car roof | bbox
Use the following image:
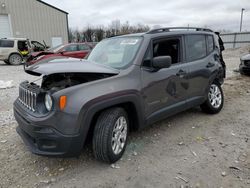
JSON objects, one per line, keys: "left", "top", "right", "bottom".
{"left": 1, "top": 38, "right": 28, "bottom": 40}
{"left": 112, "top": 27, "right": 215, "bottom": 39}
{"left": 64, "top": 42, "right": 92, "bottom": 46}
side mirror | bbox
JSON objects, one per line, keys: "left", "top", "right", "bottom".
{"left": 152, "top": 56, "right": 172, "bottom": 69}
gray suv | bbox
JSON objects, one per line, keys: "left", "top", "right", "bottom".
{"left": 14, "top": 27, "right": 225, "bottom": 163}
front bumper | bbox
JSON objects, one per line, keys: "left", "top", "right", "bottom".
{"left": 239, "top": 65, "right": 250, "bottom": 74}
{"left": 14, "top": 103, "right": 83, "bottom": 157}
{"left": 0, "top": 55, "right": 8, "bottom": 61}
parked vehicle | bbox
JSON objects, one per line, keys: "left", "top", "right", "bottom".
{"left": 0, "top": 38, "right": 48, "bottom": 65}
{"left": 14, "top": 27, "right": 225, "bottom": 163}
{"left": 0, "top": 38, "right": 29, "bottom": 65}
{"left": 26, "top": 43, "right": 93, "bottom": 66}
{"left": 240, "top": 54, "right": 250, "bottom": 75}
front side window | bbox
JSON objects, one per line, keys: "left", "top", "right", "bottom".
{"left": 153, "top": 39, "right": 180, "bottom": 64}
{"left": 18, "top": 41, "right": 28, "bottom": 51}
{"left": 0, "top": 40, "right": 14, "bottom": 48}
{"left": 143, "top": 38, "right": 181, "bottom": 68}
{"left": 87, "top": 37, "right": 142, "bottom": 69}
{"left": 186, "top": 35, "right": 206, "bottom": 62}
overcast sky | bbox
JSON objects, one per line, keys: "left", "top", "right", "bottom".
{"left": 44, "top": 0, "right": 250, "bottom": 32}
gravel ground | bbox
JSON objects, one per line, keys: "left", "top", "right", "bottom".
{"left": 0, "top": 47, "right": 250, "bottom": 188}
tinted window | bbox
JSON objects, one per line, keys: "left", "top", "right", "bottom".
{"left": 0, "top": 40, "right": 14, "bottom": 48}
{"left": 78, "top": 44, "right": 90, "bottom": 50}
{"left": 64, "top": 44, "right": 78, "bottom": 52}
{"left": 207, "top": 35, "right": 214, "bottom": 54}
{"left": 186, "top": 35, "right": 206, "bottom": 62}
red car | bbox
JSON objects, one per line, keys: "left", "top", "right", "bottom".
{"left": 26, "top": 43, "right": 93, "bottom": 66}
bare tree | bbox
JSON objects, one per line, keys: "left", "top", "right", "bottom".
{"left": 94, "top": 27, "right": 105, "bottom": 42}
{"left": 69, "top": 21, "right": 151, "bottom": 42}
{"left": 84, "top": 27, "right": 94, "bottom": 42}
{"left": 68, "top": 28, "right": 75, "bottom": 42}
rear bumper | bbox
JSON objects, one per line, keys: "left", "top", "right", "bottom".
{"left": 14, "top": 105, "right": 83, "bottom": 157}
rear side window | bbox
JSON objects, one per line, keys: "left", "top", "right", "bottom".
{"left": 0, "top": 40, "right": 14, "bottom": 48}
{"left": 186, "top": 35, "right": 206, "bottom": 62}
{"left": 207, "top": 35, "right": 214, "bottom": 54}
{"left": 64, "top": 44, "right": 78, "bottom": 52}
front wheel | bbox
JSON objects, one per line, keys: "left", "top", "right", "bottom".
{"left": 93, "top": 107, "right": 129, "bottom": 163}
{"left": 201, "top": 83, "right": 224, "bottom": 114}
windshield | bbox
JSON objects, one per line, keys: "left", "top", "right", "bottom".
{"left": 87, "top": 37, "right": 142, "bottom": 69}
{"left": 47, "top": 44, "right": 64, "bottom": 52}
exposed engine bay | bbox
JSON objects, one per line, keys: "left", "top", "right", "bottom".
{"left": 41, "top": 73, "right": 115, "bottom": 91}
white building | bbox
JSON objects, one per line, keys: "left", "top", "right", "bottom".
{"left": 0, "top": 0, "right": 69, "bottom": 47}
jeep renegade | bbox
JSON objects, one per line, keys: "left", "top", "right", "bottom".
{"left": 14, "top": 27, "right": 225, "bottom": 163}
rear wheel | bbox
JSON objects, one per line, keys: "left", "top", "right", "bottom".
{"left": 201, "top": 82, "right": 224, "bottom": 114}
{"left": 8, "top": 54, "right": 22, "bottom": 65}
{"left": 93, "top": 107, "right": 128, "bottom": 163}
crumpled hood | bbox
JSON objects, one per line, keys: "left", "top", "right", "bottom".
{"left": 241, "top": 54, "right": 250, "bottom": 61}
{"left": 25, "top": 58, "right": 120, "bottom": 76}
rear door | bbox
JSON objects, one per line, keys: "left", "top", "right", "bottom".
{"left": 141, "top": 36, "right": 190, "bottom": 123}
{"left": 0, "top": 40, "right": 14, "bottom": 59}
{"left": 184, "top": 34, "right": 218, "bottom": 105}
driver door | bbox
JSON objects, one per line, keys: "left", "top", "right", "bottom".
{"left": 141, "top": 36, "right": 190, "bottom": 124}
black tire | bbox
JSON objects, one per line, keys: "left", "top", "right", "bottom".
{"left": 93, "top": 107, "right": 129, "bottom": 163}
{"left": 201, "top": 82, "right": 224, "bottom": 114}
{"left": 4, "top": 60, "right": 10, "bottom": 65}
{"left": 8, "top": 53, "right": 23, "bottom": 65}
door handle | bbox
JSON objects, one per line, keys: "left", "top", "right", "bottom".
{"left": 176, "top": 69, "right": 187, "bottom": 78}
{"left": 206, "top": 62, "right": 215, "bottom": 68}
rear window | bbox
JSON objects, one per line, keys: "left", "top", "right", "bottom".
{"left": 186, "top": 35, "right": 206, "bottom": 62}
{"left": 0, "top": 40, "right": 14, "bottom": 48}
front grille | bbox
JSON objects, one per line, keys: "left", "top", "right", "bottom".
{"left": 18, "top": 82, "right": 39, "bottom": 112}
{"left": 244, "top": 60, "right": 250, "bottom": 67}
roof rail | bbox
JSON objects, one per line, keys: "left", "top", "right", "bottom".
{"left": 147, "top": 27, "right": 213, "bottom": 34}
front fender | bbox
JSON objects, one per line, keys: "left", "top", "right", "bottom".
{"left": 76, "top": 90, "right": 145, "bottom": 148}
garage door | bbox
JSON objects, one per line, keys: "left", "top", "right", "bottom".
{"left": 0, "top": 15, "right": 11, "bottom": 38}
{"left": 51, "top": 37, "right": 63, "bottom": 47}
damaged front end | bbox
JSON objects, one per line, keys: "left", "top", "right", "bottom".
{"left": 19, "top": 60, "right": 119, "bottom": 114}
{"left": 21, "top": 60, "right": 118, "bottom": 114}
{"left": 14, "top": 60, "right": 120, "bottom": 156}
{"left": 18, "top": 72, "right": 115, "bottom": 114}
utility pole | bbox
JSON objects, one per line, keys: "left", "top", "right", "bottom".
{"left": 240, "top": 8, "right": 245, "bottom": 32}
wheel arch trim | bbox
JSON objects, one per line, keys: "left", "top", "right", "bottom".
{"left": 76, "top": 90, "right": 145, "bottom": 148}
